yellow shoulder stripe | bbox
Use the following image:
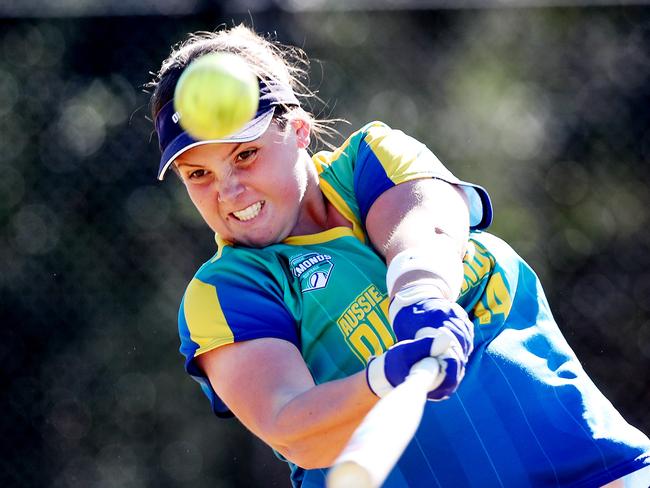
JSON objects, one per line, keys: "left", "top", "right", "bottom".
{"left": 318, "top": 178, "right": 366, "bottom": 242}
{"left": 184, "top": 278, "right": 234, "bottom": 355}
{"left": 311, "top": 121, "right": 386, "bottom": 175}
{"left": 365, "top": 125, "right": 440, "bottom": 185}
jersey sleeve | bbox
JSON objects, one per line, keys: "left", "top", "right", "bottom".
{"left": 177, "top": 253, "right": 298, "bottom": 417}
{"left": 314, "top": 121, "right": 493, "bottom": 230}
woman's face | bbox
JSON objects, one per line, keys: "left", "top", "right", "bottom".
{"left": 174, "top": 118, "right": 314, "bottom": 248}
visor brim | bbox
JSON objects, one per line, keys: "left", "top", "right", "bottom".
{"left": 157, "top": 107, "right": 276, "bottom": 180}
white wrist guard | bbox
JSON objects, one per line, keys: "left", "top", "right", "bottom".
{"left": 385, "top": 247, "right": 463, "bottom": 299}
{"left": 366, "top": 355, "right": 393, "bottom": 397}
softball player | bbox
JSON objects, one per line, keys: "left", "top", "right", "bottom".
{"left": 149, "top": 25, "right": 650, "bottom": 487}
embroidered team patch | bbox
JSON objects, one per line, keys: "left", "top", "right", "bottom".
{"left": 290, "top": 252, "right": 334, "bottom": 292}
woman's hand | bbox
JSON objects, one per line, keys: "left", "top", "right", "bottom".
{"left": 389, "top": 294, "right": 474, "bottom": 400}
{"left": 365, "top": 332, "right": 465, "bottom": 401}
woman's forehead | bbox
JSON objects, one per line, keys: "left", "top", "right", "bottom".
{"left": 174, "top": 143, "right": 238, "bottom": 167}
{"left": 176, "top": 122, "right": 291, "bottom": 165}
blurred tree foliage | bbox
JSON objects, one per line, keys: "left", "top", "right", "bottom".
{"left": 1, "top": 6, "right": 649, "bottom": 487}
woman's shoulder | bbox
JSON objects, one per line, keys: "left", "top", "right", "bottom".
{"left": 311, "top": 121, "right": 394, "bottom": 170}
{"left": 191, "top": 243, "right": 285, "bottom": 287}
{"left": 342, "top": 120, "right": 394, "bottom": 143}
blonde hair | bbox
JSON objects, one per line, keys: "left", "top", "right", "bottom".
{"left": 147, "top": 24, "right": 341, "bottom": 150}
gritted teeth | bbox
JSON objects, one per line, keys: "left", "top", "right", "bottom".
{"left": 232, "top": 201, "right": 264, "bottom": 221}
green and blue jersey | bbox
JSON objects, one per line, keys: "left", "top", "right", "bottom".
{"left": 178, "top": 122, "right": 650, "bottom": 487}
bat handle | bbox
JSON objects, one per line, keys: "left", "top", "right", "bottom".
{"left": 327, "top": 357, "right": 441, "bottom": 488}
{"left": 408, "top": 357, "right": 443, "bottom": 390}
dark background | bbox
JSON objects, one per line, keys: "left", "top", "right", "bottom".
{"left": 2, "top": 2, "right": 649, "bottom": 487}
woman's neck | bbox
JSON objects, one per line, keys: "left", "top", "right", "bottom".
{"left": 290, "top": 162, "right": 352, "bottom": 236}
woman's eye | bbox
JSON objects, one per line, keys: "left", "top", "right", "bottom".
{"left": 236, "top": 148, "right": 257, "bottom": 164}
{"left": 188, "top": 169, "right": 206, "bottom": 179}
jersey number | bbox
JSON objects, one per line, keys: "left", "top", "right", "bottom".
{"left": 473, "top": 271, "right": 511, "bottom": 325}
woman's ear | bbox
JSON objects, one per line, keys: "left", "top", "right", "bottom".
{"left": 291, "top": 116, "right": 311, "bottom": 149}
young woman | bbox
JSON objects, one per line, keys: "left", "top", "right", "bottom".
{"left": 148, "top": 25, "right": 650, "bottom": 487}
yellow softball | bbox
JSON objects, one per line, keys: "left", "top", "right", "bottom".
{"left": 174, "top": 52, "right": 259, "bottom": 140}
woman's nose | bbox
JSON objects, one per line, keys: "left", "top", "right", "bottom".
{"left": 216, "top": 174, "right": 245, "bottom": 203}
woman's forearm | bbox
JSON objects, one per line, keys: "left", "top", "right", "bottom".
{"left": 197, "top": 339, "right": 379, "bottom": 469}
{"left": 269, "top": 371, "right": 378, "bottom": 468}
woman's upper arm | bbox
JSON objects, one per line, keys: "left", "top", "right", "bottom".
{"left": 366, "top": 178, "right": 471, "bottom": 262}
{"left": 196, "top": 337, "right": 315, "bottom": 451}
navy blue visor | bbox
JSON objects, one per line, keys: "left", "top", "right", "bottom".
{"left": 155, "top": 79, "right": 300, "bottom": 180}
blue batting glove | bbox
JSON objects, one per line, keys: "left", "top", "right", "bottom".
{"left": 366, "top": 335, "right": 461, "bottom": 401}
{"left": 387, "top": 289, "right": 474, "bottom": 400}
{"left": 425, "top": 335, "right": 466, "bottom": 401}
{"left": 390, "top": 295, "right": 474, "bottom": 361}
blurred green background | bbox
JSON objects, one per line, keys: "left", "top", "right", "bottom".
{"left": 2, "top": 2, "right": 649, "bottom": 487}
